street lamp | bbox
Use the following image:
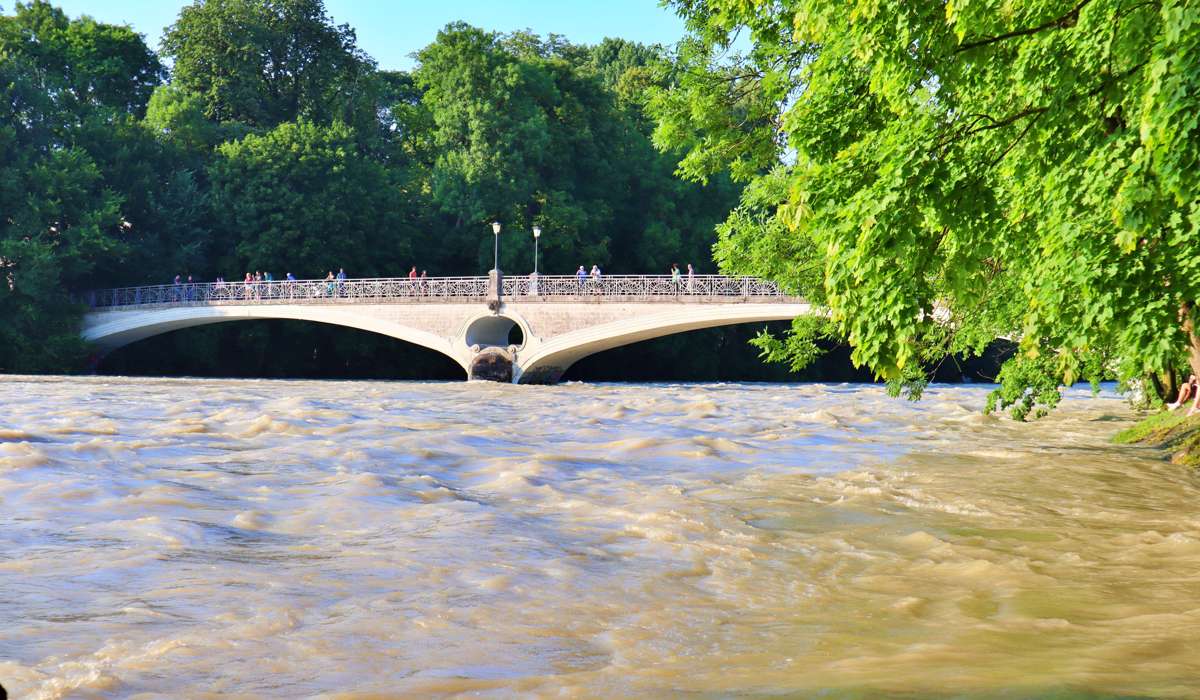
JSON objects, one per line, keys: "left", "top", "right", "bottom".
{"left": 532, "top": 225, "right": 541, "bottom": 275}
{"left": 531, "top": 225, "right": 542, "bottom": 297}
{"left": 491, "top": 221, "right": 501, "bottom": 273}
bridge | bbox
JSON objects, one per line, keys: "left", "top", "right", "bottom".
{"left": 82, "top": 274, "right": 812, "bottom": 383}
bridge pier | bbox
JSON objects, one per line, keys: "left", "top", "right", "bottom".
{"left": 468, "top": 347, "right": 514, "bottom": 383}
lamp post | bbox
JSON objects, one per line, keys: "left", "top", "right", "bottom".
{"left": 490, "top": 221, "right": 502, "bottom": 305}
{"left": 532, "top": 225, "right": 541, "bottom": 275}
{"left": 491, "top": 221, "right": 501, "bottom": 273}
{"left": 531, "top": 225, "right": 541, "bottom": 296}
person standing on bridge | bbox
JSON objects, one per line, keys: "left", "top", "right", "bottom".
{"left": 336, "top": 268, "right": 346, "bottom": 297}
{"left": 420, "top": 269, "right": 428, "bottom": 296}
{"left": 590, "top": 264, "right": 602, "bottom": 295}
{"left": 687, "top": 263, "right": 695, "bottom": 294}
{"left": 325, "top": 271, "right": 335, "bottom": 296}
{"left": 576, "top": 265, "right": 587, "bottom": 294}
{"left": 671, "top": 264, "right": 681, "bottom": 293}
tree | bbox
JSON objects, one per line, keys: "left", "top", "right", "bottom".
{"left": 652, "top": 0, "right": 1200, "bottom": 418}
{"left": 413, "top": 23, "right": 739, "bottom": 275}
{"left": 0, "top": 0, "right": 163, "bottom": 115}
{"left": 0, "top": 2, "right": 166, "bottom": 371}
{"left": 208, "top": 120, "right": 417, "bottom": 277}
{"left": 161, "top": 0, "right": 375, "bottom": 128}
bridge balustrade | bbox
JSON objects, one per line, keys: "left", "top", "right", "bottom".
{"left": 85, "top": 275, "right": 787, "bottom": 309}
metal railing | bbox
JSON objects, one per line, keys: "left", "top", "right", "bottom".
{"left": 85, "top": 275, "right": 789, "bottom": 309}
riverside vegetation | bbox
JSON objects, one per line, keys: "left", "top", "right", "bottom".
{"left": 647, "top": 0, "right": 1199, "bottom": 455}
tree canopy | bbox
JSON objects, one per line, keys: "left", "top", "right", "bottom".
{"left": 652, "top": 0, "right": 1200, "bottom": 417}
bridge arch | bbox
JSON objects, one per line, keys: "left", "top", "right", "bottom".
{"left": 82, "top": 305, "right": 467, "bottom": 373}
{"left": 514, "top": 302, "right": 813, "bottom": 384}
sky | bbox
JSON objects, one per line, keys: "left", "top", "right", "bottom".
{"left": 40, "top": 0, "right": 690, "bottom": 71}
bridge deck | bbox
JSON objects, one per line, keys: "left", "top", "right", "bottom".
{"left": 86, "top": 275, "right": 800, "bottom": 309}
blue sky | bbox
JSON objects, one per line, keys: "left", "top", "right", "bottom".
{"left": 40, "top": 1, "right": 690, "bottom": 71}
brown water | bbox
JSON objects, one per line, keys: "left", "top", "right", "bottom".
{"left": 0, "top": 376, "right": 1197, "bottom": 698}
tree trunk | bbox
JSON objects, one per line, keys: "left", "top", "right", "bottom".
{"left": 1148, "top": 372, "right": 1168, "bottom": 404}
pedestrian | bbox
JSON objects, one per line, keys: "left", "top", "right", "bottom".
{"left": 173, "top": 274, "right": 182, "bottom": 302}
{"left": 420, "top": 269, "right": 428, "bottom": 296}
{"left": 244, "top": 272, "right": 253, "bottom": 300}
{"left": 325, "top": 271, "right": 335, "bottom": 296}
{"left": 686, "top": 263, "right": 695, "bottom": 294}
{"left": 576, "top": 265, "right": 587, "bottom": 291}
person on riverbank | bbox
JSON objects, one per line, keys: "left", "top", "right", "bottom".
{"left": 1167, "top": 375, "right": 1200, "bottom": 415}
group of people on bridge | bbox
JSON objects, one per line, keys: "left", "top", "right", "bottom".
{"left": 153, "top": 261, "right": 706, "bottom": 303}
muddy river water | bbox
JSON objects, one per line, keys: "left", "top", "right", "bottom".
{"left": 1, "top": 376, "right": 1198, "bottom": 698}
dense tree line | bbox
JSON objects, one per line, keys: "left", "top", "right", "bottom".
{"left": 1, "top": 0, "right": 790, "bottom": 379}
{"left": 652, "top": 0, "right": 1199, "bottom": 416}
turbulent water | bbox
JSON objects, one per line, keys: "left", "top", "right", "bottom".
{"left": 1, "top": 376, "right": 1198, "bottom": 698}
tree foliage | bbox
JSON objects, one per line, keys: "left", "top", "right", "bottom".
{"left": 652, "top": 0, "right": 1200, "bottom": 417}
{"left": 210, "top": 120, "right": 418, "bottom": 277}
{"left": 161, "top": 0, "right": 374, "bottom": 128}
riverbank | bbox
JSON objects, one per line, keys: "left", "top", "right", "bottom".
{"left": 1114, "top": 410, "right": 1200, "bottom": 467}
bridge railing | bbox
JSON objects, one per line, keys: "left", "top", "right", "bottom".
{"left": 85, "top": 275, "right": 787, "bottom": 309}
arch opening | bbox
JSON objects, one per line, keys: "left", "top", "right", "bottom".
{"left": 465, "top": 315, "right": 523, "bottom": 349}
{"left": 95, "top": 320, "right": 466, "bottom": 380}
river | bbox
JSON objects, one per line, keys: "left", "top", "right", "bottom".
{"left": 1, "top": 376, "right": 1197, "bottom": 698}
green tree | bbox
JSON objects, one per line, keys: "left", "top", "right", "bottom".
{"left": 413, "top": 23, "right": 738, "bottom": 275}
{"left": 0, "top": 2, "right": 166, "bottom": 371}
{"left": 208, "top": 120, "right": 418, "bottom": 277}
{"left": 652, "top": 0, "right": 1200, "bottom": 417}
{"left": 161, "top": 0, "right": 375, "bottom": 129}
{"left": 0, "top": 0, "right": 163, "bottom": 115}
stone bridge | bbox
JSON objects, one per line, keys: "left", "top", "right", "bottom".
{"left": 82, "top": 275, "right": 813, "bottom": 383}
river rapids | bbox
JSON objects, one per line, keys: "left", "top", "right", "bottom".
{"left": 1, "top": 376, "right": 1197, "bottom": 698}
